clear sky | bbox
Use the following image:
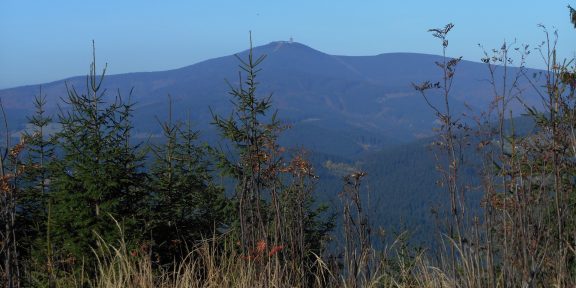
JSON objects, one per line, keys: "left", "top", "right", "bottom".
{"left": 1, "top": 0, "right": 574, "bottom": 89}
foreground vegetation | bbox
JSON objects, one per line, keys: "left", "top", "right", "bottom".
{"left": 1, "top": 10, "right": 576, "bottom": 288}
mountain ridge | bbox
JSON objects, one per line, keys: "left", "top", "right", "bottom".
{"left": 0, "top": 41, "right": 542, "bottom": 158}
{"left": 0, "top": 41, "right": 503, "bottom": 91}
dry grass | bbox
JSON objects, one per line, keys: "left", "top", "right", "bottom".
{"left": 70, "top": 220, "right": 452, "bottom": 288}
{"left": 84, "top": 220, "right": 324, "bottom": 288}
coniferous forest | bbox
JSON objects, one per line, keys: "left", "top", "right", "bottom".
{"left": 1, "top": 8, "right": 576, "bottom": 288}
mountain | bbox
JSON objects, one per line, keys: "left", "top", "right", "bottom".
{"left": 0, "top": 41, "right": 542, "bottom": 158}
{"left": 0, "top": 41, "right": 548, "bottom": 245}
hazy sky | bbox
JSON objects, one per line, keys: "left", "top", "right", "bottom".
{"left": 1, "top": 0, "right": 574, "bottom": 89}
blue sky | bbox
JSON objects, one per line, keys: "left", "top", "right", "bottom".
{"left": 1, "top": 0, "right": 574, "bottom": 89}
